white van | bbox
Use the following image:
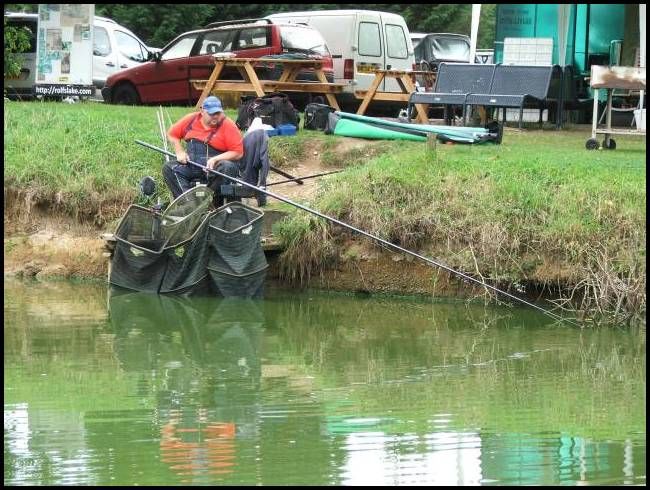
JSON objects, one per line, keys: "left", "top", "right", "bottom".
{"left": 92, "top": 16, "right": 159, "bottom": 89}
{"left": 265, "top": 10, "right": 414, "bottom": 108}
{"left": 4, "top": 12, "right": 155, "bottom": 98}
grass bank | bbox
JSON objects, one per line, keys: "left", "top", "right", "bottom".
{"left": 273, "top": 129, "right": 646, "bottom": 326}
{"left": 3, "top": 100, "right": 323, "bottom": 224}
{"left": 3, "top": 100, "right": 646, "bottom": 325}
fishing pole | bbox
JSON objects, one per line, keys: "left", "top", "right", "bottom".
{"left": 136, "top": 139, "right": 580, "bottom": 327}
{"left": 268, "top": 169, "right": 343, "bottom": 186}
{"left": 269, "top": 164, "right": 304, "bottom": 185}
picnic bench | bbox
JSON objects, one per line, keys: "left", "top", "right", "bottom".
{"left": 191, "top": 56, "right": 345, "bottom": 110}
{"left": 407, "top": 63, "right": 564, "bottom": 128}
{"left": 407, "top": 63, "right": 497, "bottom": 125}
{"left": 354, "top": 69, "right": 436, "bottom": 124}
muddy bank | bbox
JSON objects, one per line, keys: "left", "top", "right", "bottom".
{"left": 3, "top": 210, "right": 541, "bottom": 305}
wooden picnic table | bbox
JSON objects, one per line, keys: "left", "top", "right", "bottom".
{"left": 354, "top": 69, "right": 435, "bottom": 124}
{"left": 192, "top": 56, "right": 344, "bottom": 111}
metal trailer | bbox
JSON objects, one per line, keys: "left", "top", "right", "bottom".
{"left": 586, "top": 65, "right": 646, "bottom": 150}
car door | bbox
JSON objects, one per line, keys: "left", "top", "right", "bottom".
{"left": 190, "top": 28, "right": 236, "bottom": 100}
{"left": 137, "top": 32, "right": 201, "bottom": 104}
{"left": 356, "top": 13, "right": 385, "bottom": 91}
{"left": 230, "top": 26, "right": 275, "bottom": 80}
{"left": 93, "top": 24, "right": 118, "bottom": 88}
{"left": 113, "top": 29, "right": 149, "bottom": 72}
{"left": 382, "top": 21, "right": 411, "bottom": 92}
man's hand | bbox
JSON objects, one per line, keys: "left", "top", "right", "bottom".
{"left": 206, "top": 156, "right": 219, "bottom": 170}
{"left": 176, "top": 150, "right": 188, "bottom": 164}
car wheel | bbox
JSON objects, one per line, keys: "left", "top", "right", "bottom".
{"left": 112, "top": 83, "right": 140, "bottom": 105}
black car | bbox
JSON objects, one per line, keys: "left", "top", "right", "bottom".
{"left": 411, "top": 32, "right": 471, "bottom": 73}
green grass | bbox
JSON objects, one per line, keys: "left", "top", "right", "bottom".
{"left": 4, "top": 100, "right": 196, "bottom": 212}
{"left": 273, "top": 128, "right": 646, "bottom": 324}
{"left": 4, "top": 100, "right": 646, "bottom": 323}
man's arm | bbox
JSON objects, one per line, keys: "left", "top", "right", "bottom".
{"left": 167, "top": 133, "right": 188, "bottom": 164}
{"left": 206, "top": 150, "right": 244, "bottom": 169}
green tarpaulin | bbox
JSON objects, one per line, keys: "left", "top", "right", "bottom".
{"left": 332, "top": 118, "right": 427, "bottom": 141}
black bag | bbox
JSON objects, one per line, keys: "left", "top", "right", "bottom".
{"left": 303, "top": 103, "right": 336, "bottom": 131}
{"left": 236, "top": 92, "right": 300, "bottom": 130}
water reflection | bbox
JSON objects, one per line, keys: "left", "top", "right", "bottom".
{"left": 108, "top": 288, "right": 264, "bottom": 484}
{"left": 4, "top": 280, "right": 646, "bottom": 486}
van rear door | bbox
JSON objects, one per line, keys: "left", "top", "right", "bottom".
{"left": 355, "top": 12, "right": 385, "bottom": 92}
{"left": 300, "top": 14, "right": 354, "bottom": 88}
{"left": 381, "top": 18, "right": 412, "bottom": 92}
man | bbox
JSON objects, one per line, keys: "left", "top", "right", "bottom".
{"left": 163, "top": 96, "right": 244, "bottom": 206}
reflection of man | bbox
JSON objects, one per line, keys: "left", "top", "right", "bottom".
{"left": 108, "top": 291, "right": 264, "bottom": 482}
{"left": 160, "top": 408, "right": 237, "bottom": 480}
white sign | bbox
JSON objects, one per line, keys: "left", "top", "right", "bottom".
{"left": 35, "top": 4, "right": 94, "bottom": 96}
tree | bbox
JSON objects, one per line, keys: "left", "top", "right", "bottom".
{"left": 4, "top": 4, "right": 496, "bottom": 52}
{"left": 95, "top": 4, "right": 218, "bottom": 47}
{"left": 4, "top": 17, "right": 31, "bottom": 79}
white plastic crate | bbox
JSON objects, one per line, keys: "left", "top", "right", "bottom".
{"left": 505, "top": 108, "right": 548, "bottom": 123}
{"left": 503, "top": 37, "right": 553, "bottom": 66}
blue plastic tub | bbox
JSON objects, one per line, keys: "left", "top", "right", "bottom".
{"left": 277, "top": 124, "right": 297, "bottom": 136}
{"left": 265, "top": 128, "right": 279, "bottom": 137}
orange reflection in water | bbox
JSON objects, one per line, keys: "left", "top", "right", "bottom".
{"left": 160, "top": 410, "right": 237, "bottom": 480}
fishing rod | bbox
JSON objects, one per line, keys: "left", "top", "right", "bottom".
{"left": 268, "top": 169, "right": 343, "bottom": 186}
{"left": 136, "top": 139, "right": 580, "bottom": 327}
{"left": 269, "top": 164, "right": 304, "bottom": 185}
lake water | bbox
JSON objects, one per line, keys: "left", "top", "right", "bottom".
{"left": 4, "top": 279, "right": 646, "bottom": 485}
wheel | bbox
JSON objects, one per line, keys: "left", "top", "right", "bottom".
{"left": 602, "top": 138, "right": 616, "bottom": 150}
{"left": 585, "top": 138, "right": 599, "bottom": 150}
{"left": 112, "top": 83, "right": 140, "bottom": 105}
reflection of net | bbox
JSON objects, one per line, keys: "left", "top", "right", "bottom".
{"left": 208, "top": 202, "right": 268, "bottom": 298}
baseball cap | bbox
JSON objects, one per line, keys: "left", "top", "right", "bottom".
{"left": 202, "top": 96, "right": 223, "bottom": 115}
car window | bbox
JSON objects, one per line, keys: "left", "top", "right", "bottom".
{"left": 235, "top": 27, "right": 269, "bottom": 50}
{"left": 115, "top": 30, "right": 148, "bottom": 62}
{"left": 93, "top": 26, "right": 111, "bottom": 56}
{"left": 358, "top": 22, "right": 381, "bottom": 57}
{"left": 385, "top": 24, "right": 408, "bottom": 59}
{"left": 162, "top": 34, "right": 198, "bottom": 60}
{"left": 429, "top": 37, "right": 470, "bottom": 62}
{"left": 280, "top": 25, "right": 329, "bottom": 56}
{"left": 199, "top": 29, "right": 235, "bottom": 55}
{"left": 6, "top": 20, "right": 37, "bottom": 53}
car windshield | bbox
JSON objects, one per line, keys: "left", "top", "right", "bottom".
{"left": 280, "top": 25, "right": 329, "bottom": 56}
{"left": 429, "top": 37, "right": 470, "bottom": 62}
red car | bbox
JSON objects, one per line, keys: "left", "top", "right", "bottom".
{"left": 101, "top": 19, "right": 334, "bottom": 107}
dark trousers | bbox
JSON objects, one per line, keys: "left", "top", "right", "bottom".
{"left": 162, "top": 159, "right": 240, "bottom": 206}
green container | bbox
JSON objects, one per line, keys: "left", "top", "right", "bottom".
{"left": 494, "top": 4, "right": 627, "bottom": 74}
